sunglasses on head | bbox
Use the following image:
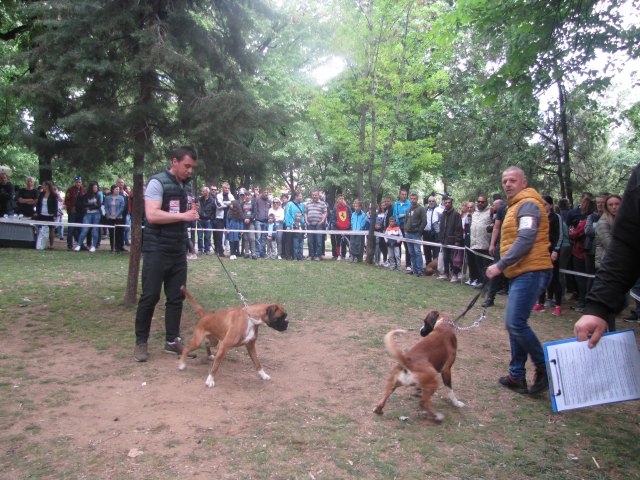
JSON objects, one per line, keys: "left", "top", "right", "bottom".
{"left": 75, "top": 176, "right": 82, "bottom": 180}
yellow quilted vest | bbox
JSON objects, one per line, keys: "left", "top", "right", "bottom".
{"left": 500, "top": 188, "right": 553, "bottom": 278}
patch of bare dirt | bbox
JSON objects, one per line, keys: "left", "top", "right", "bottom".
{"left": 1, "top": 301, "right": 629, "bottom": 478}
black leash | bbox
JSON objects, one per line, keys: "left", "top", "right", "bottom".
{"left": 213, "top": 252, "right": 249, "bottom": 307}
{"left": 450, "top": 279, "right": 491, "bottom": 332}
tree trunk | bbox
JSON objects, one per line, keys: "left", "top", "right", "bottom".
{"left": 124, "top": 71, "right": 153, "bottom": 305}
{"left": 358, "top": 103, "right": 366, "bottom": 203}
{"left": 558, "top": 81, "right": 573, "bottom": 205}
{"left": 38, "top": 153, "right": 52, "bottom": 184}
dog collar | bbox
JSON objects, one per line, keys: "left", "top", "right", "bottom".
{"left": 436, "top": 318, "right": 457, "bottom": 329}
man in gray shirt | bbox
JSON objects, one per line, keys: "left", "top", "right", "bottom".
{"left": 134, "top": 146, "right": 201, "bottom": 363}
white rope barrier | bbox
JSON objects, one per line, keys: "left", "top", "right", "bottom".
{"left": 0, "top": 217, "right": 597, "bottom": 278}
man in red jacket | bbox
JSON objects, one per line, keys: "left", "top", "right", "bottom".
{"left": 330, "top": 194, "right": 352, "bottom": 260}
{"left": 65, "top": 176, "right": 86, "bottom": 251}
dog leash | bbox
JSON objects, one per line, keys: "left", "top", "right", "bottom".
{"left": 450, "top": 280, "right": 490, "bottom": 332}
{"left": 213, "top": 251, "right": 249, "bottom": 307}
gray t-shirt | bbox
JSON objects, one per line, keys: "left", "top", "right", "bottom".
{"left": 145, "top": 178, "right": 183, "bottom": 202}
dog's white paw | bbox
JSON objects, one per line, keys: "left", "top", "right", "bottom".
{"left": 434, "top": 413, "right": 445, "bottom": 423}
{"left": 208, "top": 355, "right": 216, "bottom": 361}
{"left": 258, "top": 369, "right": 271, "bottom": 381}
{"left": 453, "top": 400, "right": 465, "bottom": 408}
{"left": 206, "top": 374, "right": 215, "bottom": 388}
{"left": 178, "top": 362, "right": 186, "bottom": 371}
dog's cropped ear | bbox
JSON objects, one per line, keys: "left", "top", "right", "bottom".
{"left": 420, "top": 310, "right": 439, "bottom": 337}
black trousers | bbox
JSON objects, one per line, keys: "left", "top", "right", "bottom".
{"left": 422, "top": 230, "right": 439, "bottom": 264}
{"left": 332, "top": 233, "right": 349, "bottom": 258}
{"left": 135, "top": 251, "right": 188, "bottom": 344}
{"left": 106, "top": 217, "right": 124, "bottom": 251}
{"left": 474, "top": 249, "right": 491, "bottom": 285}
{"left": 214, "top": 218, "right": 225, "bottom": 254}
{"left": 487, "top": 246, "right": 508, "bottom": 301}
{"left": 283, "top": 230, "right": 293, "bottom": 259}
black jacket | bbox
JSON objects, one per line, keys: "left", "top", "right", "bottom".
{"left": 438, "top": 208, "right": 463, "bottom": 246}
{"left": 0, "top": 181, "right": 16, "bottom": 214}
{"left": 586, "top": 162, "right": 640, "bottom": 319}
{"left": 35, "top": 192, "right": 60, "bottom": 218}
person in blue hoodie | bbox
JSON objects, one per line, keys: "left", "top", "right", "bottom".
{"left": 393, "top": 189, "right": 412, "bottom": 270}
{"left": 350, "top": 199, "right": 367, "bottom": 263}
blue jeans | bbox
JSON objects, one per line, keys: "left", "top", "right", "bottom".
{"left": 198, "top": 219, "right": 212, "bottom": 253}
{"left": 77, "top": 211, "right": 101, "bottom": 247}
{"left": 255, "top": 220, "right": 267, "bottom": 257}
{"left": 293, "top": 237, "right": 304, "bottom": 259}
{"left": 405, "top": 233, "right": 423, "bottom": 274}
{"left": 307, "top": 224, "right": 322, "bottom": 259}
{"left": 67, "top": 212, "right": 83, "bottom": 247}
{"left": 505, "top": 269, "right": 552, "bottom": 379}
{"left": 124, "top": 214, "right": 131, "bottom": 243}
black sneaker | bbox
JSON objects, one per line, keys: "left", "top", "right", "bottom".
{"left": 482, "top": 299, "right": 494, "bottom": 308}
{"left": 570, "top": 302, "right": 586, "bottom": 312}
{"left": 134, "top": 343, "right": 148, "bottom": 362}
{"left": 406, "top": 271, "right": 414, "bottom": 275}
{"left": 623, "top": 312, "right": 640, "bottom": 323}
{"left": 529, "top": 368, "right": 549, "bottom": 395}
{"left": 498, "top": 289, "right": 509, "bottom": 295}
{"left": 498, "top": 375, "right": 528, "bottom": 394}
{"left": 164, "top": 337, "right": 196, "bottom": 358}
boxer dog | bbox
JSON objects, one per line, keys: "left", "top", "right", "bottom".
{"left": 424, "top": 258, "right": 439, "bottom": 276}
{"left": 373, "top": 310, "right": 464, "bottom": 422}
{"left": 178, "top": 286, "right": 288, "bottom": 388}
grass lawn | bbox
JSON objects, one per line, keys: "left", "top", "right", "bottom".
{"left": 1, "top": 243, "right": 639, "bottom": 479}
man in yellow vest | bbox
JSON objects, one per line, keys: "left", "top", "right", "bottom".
{"left": 486, "top": 167, "right": 553, "bottom": 395}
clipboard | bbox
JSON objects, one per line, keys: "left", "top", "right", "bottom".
{"left": 543, "top": 329, "right": 640, "bottom": 412}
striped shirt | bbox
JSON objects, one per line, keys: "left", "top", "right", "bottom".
{"left": 305, "top": 200, "right": 327, "bottom": 225}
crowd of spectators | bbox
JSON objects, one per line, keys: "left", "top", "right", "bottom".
{"left": 2, "top": 170, "right": 637, "bottom": 324}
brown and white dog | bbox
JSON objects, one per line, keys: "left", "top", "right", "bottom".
{"left": 373, "top": 310, "right": 464, "bottom": 422}
{"left": 424, "top": 258, "right": 439, "bottom": 276}
{"left": 178, "top": 286, "right": 288, "bottom": 388}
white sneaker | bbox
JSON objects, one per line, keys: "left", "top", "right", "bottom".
{"left": 73, "top": 245, "right": 81, "bottom": 252}
{"left": 406, "top": 266, "right": 412, "bottom": 271}
{"left": 544, "top": 299, "right": 554, "bottom": 308}
{"left": 382, "top": 262, "right": 390, "bottom": 267}
{"left": 471, "top": 280, "right": 478, "bottom": 287}
{"left": 437, "top": 274, "right": 449, "bottom": 280}
{"left": 89, "top": 246, "right": 96, "bottom": 253}
{"left": 277, "top": 255, "right": 282, "bottom": 260}
{"left": 450, "top": 275, "right": 459, "bottom": 283}
{"left": 336, "top": 256, "right": 342, "bottom": 261}
{"left": 464, "top": 279, "right": 472, "bottom": 285}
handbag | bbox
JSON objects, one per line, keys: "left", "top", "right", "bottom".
{"left": 453, "top": 248, "right": 463, "bottom": 269}
{"left": 36, "top": 226, "right": 49, "bottom": 250}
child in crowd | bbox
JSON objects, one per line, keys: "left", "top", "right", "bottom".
{"left": 386, "top": 215, "right": 403, "bottom": 271}
{"left": 291, "top": 211, "right": 306, "bottom": 260}
{"left": 376, "top": 201, "right": 388, "bottom": 266}
{"left": 349, "top": 200, "right": 367, "bottom": 263}
{"left": 266, "top": 213, "right": 277, "bottom": 259}
{"left": 225, "top": 200, "right": 244, "bottom": 260}
{"left": 374, "top": 220, "right": 384, "bottom": 266}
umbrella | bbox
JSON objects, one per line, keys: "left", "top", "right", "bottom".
{"left": 0, "top": 165, "right": 12, "bottom": 176}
